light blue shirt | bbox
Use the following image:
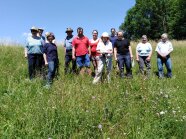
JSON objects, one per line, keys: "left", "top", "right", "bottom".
{"left": 64, "top": 35, "right": 74, "bottom": 50}
{"left": 25, "top": 36, "right": 44, "bottom": 54}
{"left": 136, "top": 42, "right": 152, "bottom": 56}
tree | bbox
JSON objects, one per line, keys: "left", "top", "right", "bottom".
{"left": 120, "top": 0, "right": 186, "bottom": 40}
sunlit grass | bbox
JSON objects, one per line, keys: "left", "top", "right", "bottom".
{"left": 0, "top": 41, "right": 186, "bottom": 138}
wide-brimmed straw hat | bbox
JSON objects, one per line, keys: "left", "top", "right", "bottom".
{"left": 30, "top": 26, "right": 38, "bottom": 32}
{"left": 46, "top": 32, "right": 55, "bottom": 39}
{"left": 38, "top": 28, "right": 44, "bottom": 31}
{"left": 65, "top": 28, "right": 73, "bottom": 33}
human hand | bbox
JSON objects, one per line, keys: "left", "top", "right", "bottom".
{"left": 72, "top": 55, "right": 76, "bottom": 60}
{"left": 146, "top": 57, "right": 151, "bottom": 61}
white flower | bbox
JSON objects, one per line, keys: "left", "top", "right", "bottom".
{"left": 159, "top": 111, "right": 166, "bottom": 115}
{"left": 98, "top": 124, "right": 102, "bottom": 129}
{"left": 183, "top": 116, "right": 186, "bottom": 120}
{"left": 172, "top": 110, "right": 176, "bottom": 114}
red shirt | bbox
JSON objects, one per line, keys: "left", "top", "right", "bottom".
{"left": 72, "top": 36, "right": 89, "bottom": 56}
{"left": 89, "top": 39, "right": 99, "bottom": 56}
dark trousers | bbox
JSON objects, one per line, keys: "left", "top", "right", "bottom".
{"left": 117, "top": 54, "right": 132, "bottom": 77}
{"left": 28, "top": 54, "right": 43, "bottom": 79}
{"left": 65, "top": 54, "right": 76, "bottom": 74}
{"left": 138, "top": 56, "right": 151, "bottom": 76}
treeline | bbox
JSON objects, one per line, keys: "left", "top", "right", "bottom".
{"left": 120, "top": 0, "right": 186, "bottom": 40}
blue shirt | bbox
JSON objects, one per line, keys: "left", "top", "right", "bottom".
{"left": 43, "top": 43, "right": 58, "bottom": 62}
{"left": 64, "top": 35, "right": 74, "bottom": 50}
{"left": 136, "top": 42, "right": 152, "bottom": 56}
{"left": 110, "top": 35, "right": 117, "bottom": 47}
{"left": 26, "top": 36, "right": 44, "bottom": 54}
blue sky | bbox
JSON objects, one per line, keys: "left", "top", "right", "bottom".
{"left": 0, "top": 0, "right": 135, "bottom": 44}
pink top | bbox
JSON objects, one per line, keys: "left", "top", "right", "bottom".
{"left": 89, "top": 39, "right": 99, "bottom": 56}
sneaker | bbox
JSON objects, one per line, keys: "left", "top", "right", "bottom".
{"left": 44, "top": 84, "right": 51, "bottom": 89}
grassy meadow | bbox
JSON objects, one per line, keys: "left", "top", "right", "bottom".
{"left": 0, "top": 41, "right": 186, "bottom": 139}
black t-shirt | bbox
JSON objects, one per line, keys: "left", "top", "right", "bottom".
{"left": 114, "top": 39, "right": 130, "bottom": 55}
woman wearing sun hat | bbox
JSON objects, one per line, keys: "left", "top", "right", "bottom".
{"left": 92, "top": 32, "right": 113, "bottom": 84}
{"left": 43, "top": 32, "right": 59, "bottom": 87}
{"left": 25, "top": 26, "right": 45, "bottom": 80}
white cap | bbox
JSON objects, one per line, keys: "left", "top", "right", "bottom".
{"left": 101, "top": 32, "right": 109, "bottom": 38}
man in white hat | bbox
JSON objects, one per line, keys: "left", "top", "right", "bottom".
{"left": 93, "top": 32, "right": 113, "bottom": 84}
{"left": 25, "top": 26, "right": 45, "bottom": 80}
{"left": 38, "top": 28, "right": 45, "bottom": 41}
{"left": 155, "top": 33, "right": 173, "bottom": 78}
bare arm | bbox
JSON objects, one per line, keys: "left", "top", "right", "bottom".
{"left": 114, "top": 47, "right": 117, "bottom": 60}
{"left": 43, "top": 54, "right": 48, "bottom": 65}
{"left": 72, "top": 47, "right": 76, "bottom": 60}
{"left": 24, "top": 48, "right": 28, "bottom": 58}
{"left": 136, "top": 50, "right": 139, "bottom": 61}
{"left": 129, "top": 46, "right": 133, "bottom": 59}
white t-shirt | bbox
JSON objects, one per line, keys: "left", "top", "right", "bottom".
{"left": 136, "top": 42, "right": 152, "bottom": 56}
{"left": 155, "top": 41, "right": 173, "bottom": 55}
{"left": 96, "top": 41, "right": 112, "bottom": 55}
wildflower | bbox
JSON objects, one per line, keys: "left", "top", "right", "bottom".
{"left": 98, "top": 124, "right": 102, "bottom": 130}
{"left": 159, "top": 111, "right": 166, "bottom": 115}
{"left": 172, "top": 110, "right": 176, "bottom": 114}
{"left": 92, "top": 96, "right": 96, "bottom": 99}
{"left": 182, "top": 116, "right": 186, "bottom": 120}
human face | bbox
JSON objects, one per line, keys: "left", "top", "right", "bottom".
{"left": 102, "top": 37, "right": 108, "bottom": 42}
{"left": 77, "top": 29, "right": 83, "bottom": 36}
{"left": 31, "top": 30, "right": 38, "bottom": 36}
{"left": 161, "top": 37, "right": 167, "bottom": 43}
{"left": 111, "top": 29, "right": 115, "bottom": 35}
{"left": 142, "top": 37, "right": 147, "bottom": 43}
{"left": 47, "top": 36, "right": 54, "bottom": 43}
{"left": 92, "top": 31, "right": 98, "bottom": 39}
{"left": 66, "top": 31, "right": 72, "bottom": 36}
{"left": 38, "top": 30, "right": 43, "bottom": 36}
{"left": 117, "top": 32, "right": 123, "bottom": 40}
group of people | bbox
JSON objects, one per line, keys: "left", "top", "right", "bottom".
{"left": 25, "top": 26, "right": 173, "bottom": 87}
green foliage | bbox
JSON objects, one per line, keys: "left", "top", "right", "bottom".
{"left": 120, "top": 0, "right": 186, "bottom": 40}
{"left": 0, "top": 44, "right": 186, "bottom": 138}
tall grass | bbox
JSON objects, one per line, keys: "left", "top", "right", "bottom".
{"left": 0, "top": 41, "right": 186, "bottom": 138}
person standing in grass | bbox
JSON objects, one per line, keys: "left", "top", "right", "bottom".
{"left": 38, "top": 28, "right": 45, "bottom": 41}
{"left": 110, "top": 28, "right": 117, "bottom": 48}
{"left": 25, "top": 26, "right": 45, "bottom": 80}
{"left": 114, "top": 31, "right": 133, "bottom": 78}
{"left": 89, "top": 30, "right": 100, "bottom": 76}
{"left": 155, "top": 33, "right": 173, "bottom": 78}
{"left": 136, "top": 35, "right": 152, "bottom": 77}
{"left": 43, "top": 32, "right": 59, "bottom": 87}
{"left": 93, "top": 32, "right": 113, "bottom": 84}
{"left": 72, "top": 27, "right": 91, "bottom": 75}
{"left": 64, "top": 28, "right": 76, "bottom": 74}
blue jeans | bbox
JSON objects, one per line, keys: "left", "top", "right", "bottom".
{"left": 47, "top": 59, "right": 58, "bottom": 84}
{"left": 157, "top": 56, "right": 172, "bottom": 78}
{"left": 117, "top": 54, "right": 132, "bottom": 77}
{"left": 76, "top": 54, "right": 90, "bottom": 68}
